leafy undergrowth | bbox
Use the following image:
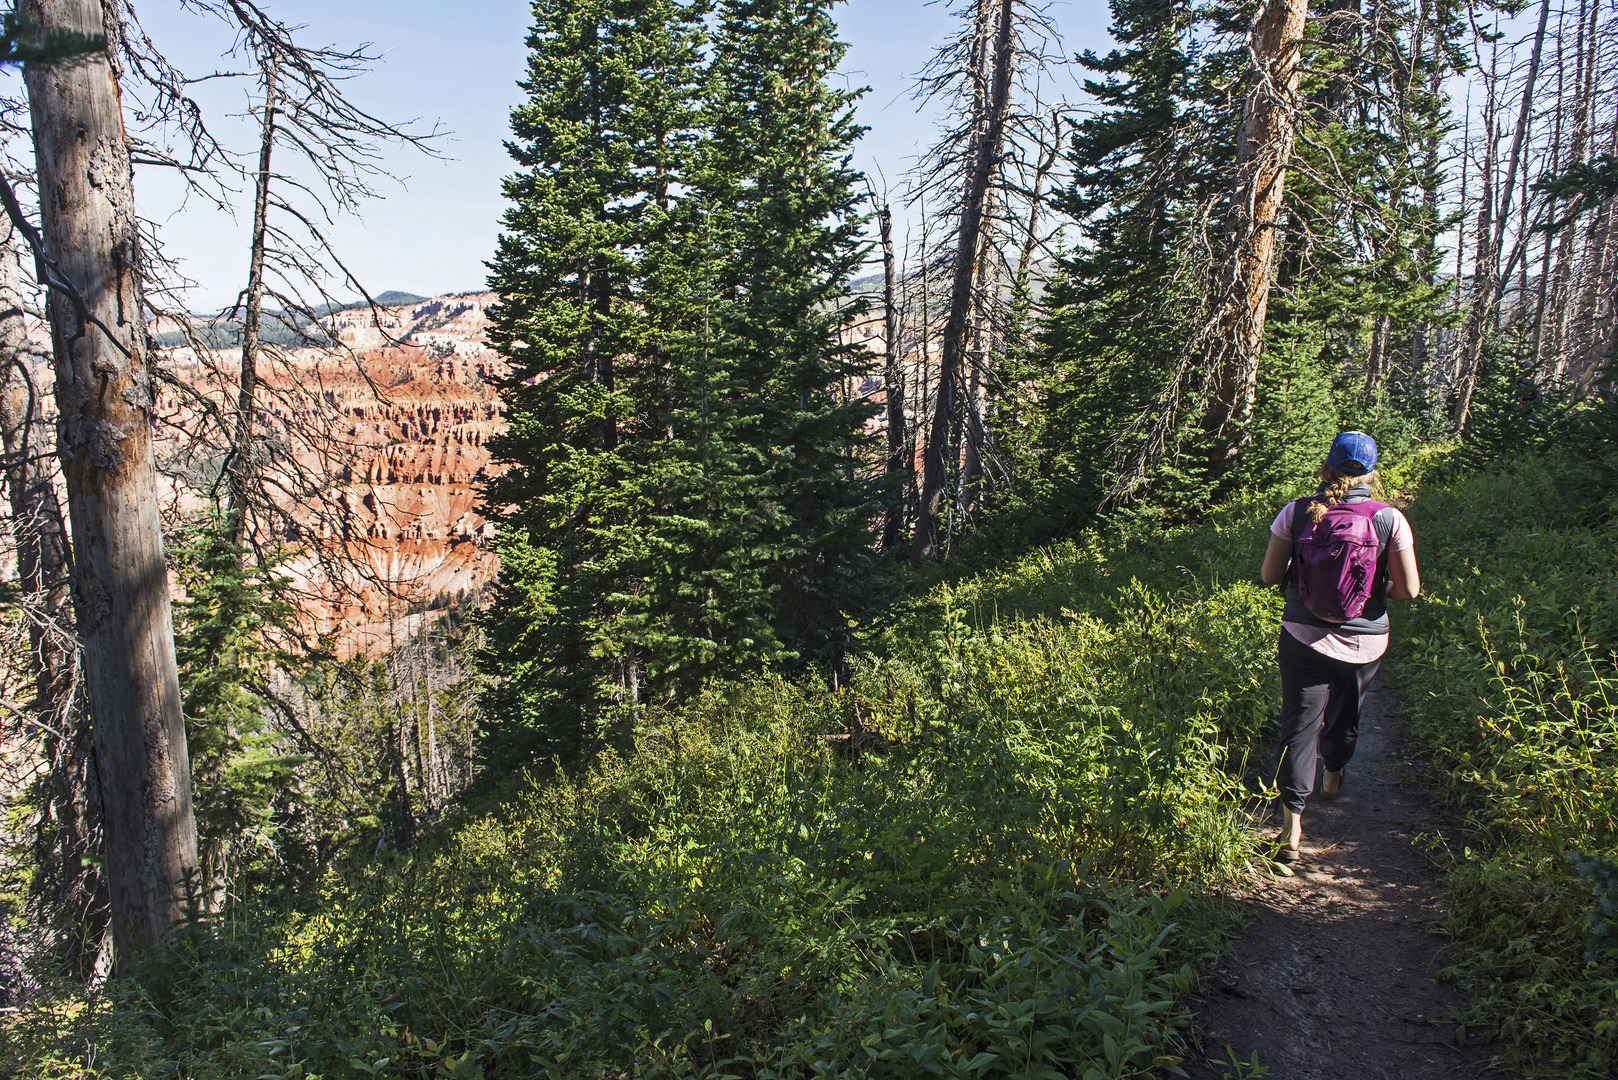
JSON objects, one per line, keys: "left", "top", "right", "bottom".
{"left": 1398, "top": 439, "right": 1618, "bottom": 1078}
{"left": 2, "top": 501, "right": 1290, "bottom": 1078}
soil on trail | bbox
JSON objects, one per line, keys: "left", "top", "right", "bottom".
{"left": 1184, "top": 687, "right": 1504, "bottom": 1080}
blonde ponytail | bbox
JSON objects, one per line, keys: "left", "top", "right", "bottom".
{"left": 1307, "top": 466, "right": 1383, "bottom": 523}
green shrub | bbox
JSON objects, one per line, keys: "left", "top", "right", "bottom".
{"left": 1398, "top": 449, "right": 1618, "bottom": 1077}
{"left": 3, "top": 493, "right": 1302, "bottom": 1078}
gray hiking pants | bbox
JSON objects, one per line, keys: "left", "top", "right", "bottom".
{"left": 1276, "top": 629, "right": 1382, "bottom": 814}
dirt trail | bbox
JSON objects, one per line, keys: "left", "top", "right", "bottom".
{"left": 1184, "top": 687, "right": 1503, "bottom": 1079}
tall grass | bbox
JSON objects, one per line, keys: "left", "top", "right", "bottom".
{"left": 1398, "top": 448, "right": 1618, "bottom": 1077}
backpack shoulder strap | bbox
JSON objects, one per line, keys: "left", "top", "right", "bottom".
{"left": 1289, "top": 498, "right": 1316, "bottom": 545}
{"left": 1370, "top": 504, "right": 1395, "bottom": 547}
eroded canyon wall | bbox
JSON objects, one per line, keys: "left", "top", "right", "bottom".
{"left": 158, "top": 293, "right": 507, "bottom": 655}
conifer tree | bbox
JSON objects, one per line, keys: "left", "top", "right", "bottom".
{"left": 480, "top": 0, "right": 876, "bottom": 761}
{"left": 1037, "top": 0, "right": 1241, "bottom": 519}
{"left": 694, "top": 0, "right": 877, "bottom": 665}
{"left": 171, "top": 509, "right": 302, "bottom": 907}
{"left": 481, "top": 0, "right": 706, "bottom": 758}
{"left": 1262, "top": 0, "right": 1457, "bottom": 423}
{"left": 1196, "top": 0, "right": 1312, "bottom": 477}
{"left": 1041, "top": 0, "right": 1461, "bottom": 511}
{"left": 1223, "top": 0, "right": 1461, "bottom": 489}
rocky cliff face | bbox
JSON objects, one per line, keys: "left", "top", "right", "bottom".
{"left": 157, "top": 293, "right": 507, "bottom": 656}
{"left": 74, "top": 289, "right": 896, "bottom": 659}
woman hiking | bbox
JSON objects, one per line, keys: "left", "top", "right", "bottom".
{"left": 1258, "top": 431, "right": 1421, "bottom": 863}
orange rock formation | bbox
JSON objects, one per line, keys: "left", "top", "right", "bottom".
{"left": 157, "top": 293, "right": 507, "bottom": 656}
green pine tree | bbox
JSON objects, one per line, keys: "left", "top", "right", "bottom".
{"left": 480, "top": 0, "right": 878, "bottom": 764}
{"left": 1035, "top": 0, "right": 1242, "bottom": 524}
{"left": 1251, "top": 0, "right": 1460, "bottom": 482}
{"left": 171, "top": 509, "right": 303, "bottom": 904}
{"left": 480, "top": 0, "right": 708, "bottom": 760}
{"left": 1039, "top": 0, "right": 1460, "bottom": 508}
{"left": 696, "top": 0, "right": 879, "bottom": 667}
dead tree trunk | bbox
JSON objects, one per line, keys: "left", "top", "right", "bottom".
{"left": 1365, "top": 313, "right": 1390, "bottom": 390}
{"left": 227, "top": 53, "right": 278, "bottom": 549}
{"left": 1201, "top": 0, "right": 1309, "bottom": 477}
{"left": 878, "top": 203, "right": 907, "bottom": 552}
{"left": 1451, "top": 0, "right": 1551, "bottom": 431}
{"left": 1570, "top": 191, "right": 1618, "bottom": 394}
{"left": 1530, "top": 9, "right": 1568, "bottom": 371}
{"left": 1588, "top": 256, "right": 1618, "bottom": 394}
{"left": 958, "top": 178, "right": 1001, "bottom": 521}
{"left": 386, "top": 715, "right": 416, "bottom": 849}
{"left": 21, "top": 0, "right": 199, "bottom": 974}
{"left": 1548, "top": 0, "right": 1603, "bottom": 378}
{"left": 911, "top": 0, "right": 1015, "bottom": 564}
{"left": 913, "top": 202, "right": 934, "bottom": 498}
{"left": 1009, "top": 109, "right": 1060, "bottom": 333}
{"left": 0, "top": 216, "right": 105, "bottom": 978}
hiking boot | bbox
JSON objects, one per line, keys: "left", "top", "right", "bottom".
{"left": 1274, "top": 806, "right": 1302, "bottom": 863}
{"left": 1321, "top": 768, "right": 1344, "bottom": 799}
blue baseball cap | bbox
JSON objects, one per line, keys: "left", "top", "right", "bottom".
{"left": 1326, "top": 431, "right": 1378, "bottom": 473}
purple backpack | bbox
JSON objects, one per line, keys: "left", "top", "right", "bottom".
{"left": 1291, "top": 499, "right": 1390, "bottom": 623}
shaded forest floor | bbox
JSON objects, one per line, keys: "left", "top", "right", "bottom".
{"left": 1184, "top": 683, "right": 1504, "bottom": 1079}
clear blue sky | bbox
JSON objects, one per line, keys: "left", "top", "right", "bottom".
{"left": 128, "top": 1, "right": 1115, "bottom": 309}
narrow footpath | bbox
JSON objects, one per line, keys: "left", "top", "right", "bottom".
{"left": 1184, "top": 687, "right": 1504, "bottom": 1079}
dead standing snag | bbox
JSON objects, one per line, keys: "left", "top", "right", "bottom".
{"left": 20, "top": 0, "right": 199, "bottom": 972}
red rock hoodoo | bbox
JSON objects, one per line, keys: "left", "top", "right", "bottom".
{"left": 157, "top": 293, "right": 507, "bottom": 656}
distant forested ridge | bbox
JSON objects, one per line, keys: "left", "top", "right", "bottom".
{"left": 150, "top": 290, "right": 432, "bottom": 348}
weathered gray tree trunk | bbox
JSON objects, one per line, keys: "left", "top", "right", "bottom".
{"left": 911, "top": 0, "right": 1015, "bottom": 564}
{"left": 1570, "top": 192, "right": 1618, "bottom": 395}
{"left": 227, "top": 54, "right": 279, "bottom": 549}
{"left": 913, "top": 203, "right": 934, "bottom": 508}
{"left": 0, "top": 217, "right": 106, "bottom": 978}
{"left": 21, "top": 0, "right": 199, "bottom": 974}
{"left": 1588, "top": 256, "right": 1618, "bottom": 395}
{"left": 1530, "top": 7, "right": 1568, "bottom": 371}
{"left": 957, "top": 178, "right": 1000, "bottom": 521}
{"left": 1450, "top": 0, "right": 1551, "bottom": 431}
{"left": 1548, "top": 0, "right": 1603, "bottom": 379}
{"left": 877, "top": 203, "right": 908, "bottom": 552}
{"left": 1365, "top": 314, "right": 1390, "bottom": 391}
{"left": 1201, "top": 0, "right": 1308, "bottom": 477}
{"left": 1008, "top": 110, "right": 1059, "bottom": 334}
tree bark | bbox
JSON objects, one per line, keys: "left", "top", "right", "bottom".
{"left": 1009, "top": 109, "right": 1059, "bottom": 330}
{"left": 1202, "top": 0, "right": 1309, "bottom": 477}
{"left": 914, "top": 203, "right": 933, "bottom": 505}
{"left": 877, "top": 203, "right": 907, "bottom": 552}
{"left": 1549, "top": 0, "right": 1602, "bottom": 378}
{"left": 1451, "top": 0, "right": 1551, "bottom": 431}
{"left": 387, "top": 714, "right": 416, "bottom": 848}
{"left": 958, "top": 178, "right": 1000, "bottom": 520}
{"left": 0, "top": 217, "right": 106, "bottom": 978}
{"left": 1530, "top": 6, "right": 1568, "bottom": 370}
{"left": 227, "top": 53, "right": 278, "bottom": 549}
{"left": 21, "top": 0, "right": 199, "bottom": 974}
{"left": 1570, "top": 193, "right": 1618, "bottom": 395}
{"left": 1365, "top": 313, "right": 1390, "bottom": 391}
{"left": 911, "top": 0, "right": 1015, "bottom": 564}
